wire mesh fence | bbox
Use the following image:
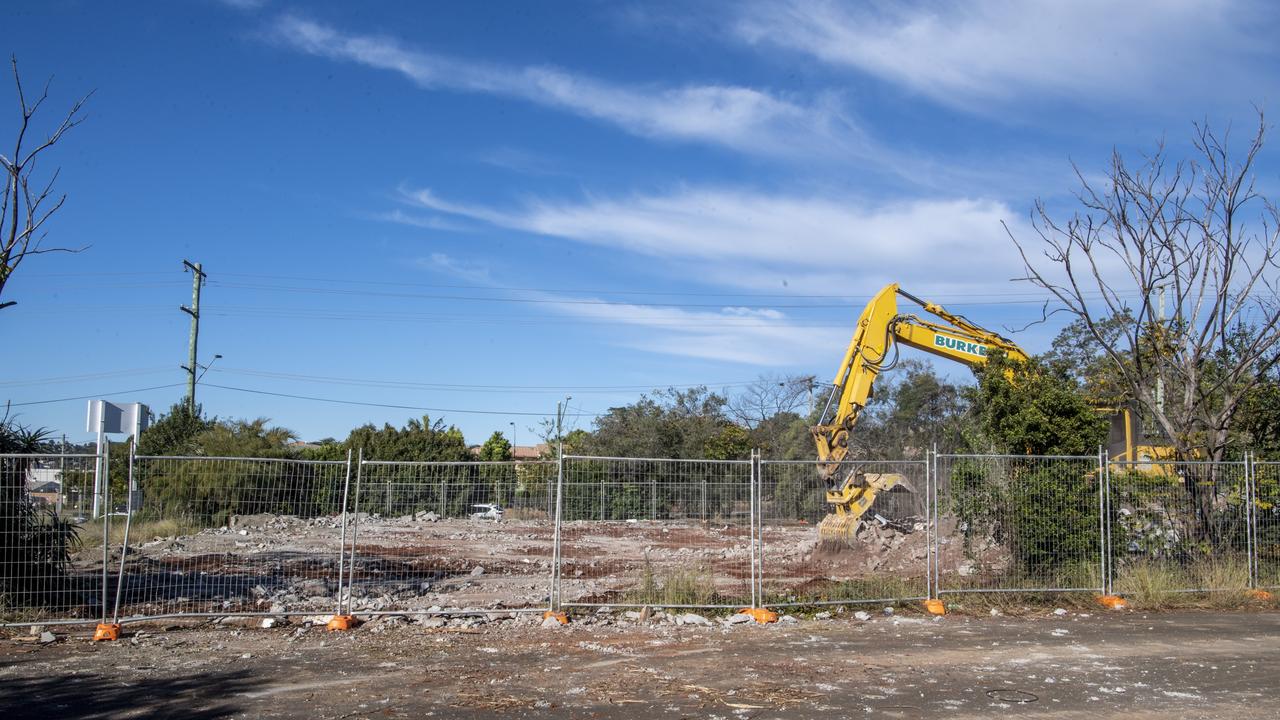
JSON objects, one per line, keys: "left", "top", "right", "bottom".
{"left": 8, "top": 447, "right": 1280, "bottom": 626}
{"left": 116, "top": 455, "right": 350, "bottom": 621}
{"left": 555, "top": 456, "right": 755, "bottom": 609}
{"left": 1, "top": 453, "right": 106, "bottom": 624}
{"left": 757, "top": 459, "right": 929, "bottom": 606}
{"left": 934, "top": 454, "right": 1105, "bottom": 595}
{"left": 1107, "top": 460, "right": 1251, "bottom": 594}
{"left": 1253, "top": 459, "right": 1280, "bottom": 588}
{"left": 346, "top": 460, "right": 556, "bottom": 615}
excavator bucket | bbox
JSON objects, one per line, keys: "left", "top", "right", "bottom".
{"left": 817, "top": 472, "right": 905, "bottom": 549}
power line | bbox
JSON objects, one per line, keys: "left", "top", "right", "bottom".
{"left": 4, "top": 383, "right": 187, "bottom": 407}
{"left": 200, "top": 382, "right": 601, "bottom": 417}
{"left": 205, "top": 367, "right": 759, "bottom": 393}
{"left": 0, "top": 367, "right": 173, "bottom": 388}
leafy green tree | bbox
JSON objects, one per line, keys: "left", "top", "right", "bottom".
{"left": 968, "top": 351, "right": 1108, "bottom": 456}
{"left": 137, "top": 403, "right": 215, "bottom": 456}
{"left": 345, "top": 415, "right": 470, "bottom": 462}
{"left": 948, "top": 352, "right": 1108, "bottom": 579}
{"left": 477, "top": 431, "right": 512, "bottom": 461}
{"left": 855, "top": 360, "right": 973, "bottom": 459}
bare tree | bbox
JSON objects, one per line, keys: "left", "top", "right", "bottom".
{"left": 1011, "top": 115, "right": 1280, "bottom": 469}
{"left": 726, "top": 374, "right": 814, "bottom": 429}
{"left": 0, "top": 57, "right": 91, "bottom": 311}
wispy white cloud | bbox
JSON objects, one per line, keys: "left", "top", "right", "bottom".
{"left": 529, "top": 292, "right": 846, "bottom": 365}
{"left": 415, "top": 253, "right": 492, "bottom": 284}
{"left": 216, "top": 0, "right": 268, "bottom": 10}
{"left": 375, "top": 209, "right": 474, "bottom": 232}
{"left": 392, "top": 183, "right": 1054, "bottom": 363}
{"left": 733, "top": 0, "right": 1277, "bottom": 111}
{"left": 400, "top": 185, "right": 1032, "bottom": 294}
{"left": 476, "top": 147, "right": 567, "bottom": 177}
{"left": 267, "top": 14, "right": 858, "bottom": 159}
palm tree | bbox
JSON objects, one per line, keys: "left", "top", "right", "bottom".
{"left": 1, "top": 415, "right": 82, "bottom": 613}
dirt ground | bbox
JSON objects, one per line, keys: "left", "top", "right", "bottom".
{"left": 90, "top": 513, "right": 947, "bottom": 619}
{"left": 3, "top": 608, "right": 1277, "bottom": 719}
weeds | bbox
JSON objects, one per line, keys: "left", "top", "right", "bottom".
{"left": 76, "top": 517, "right": 199, "bottom": 549}
{"left": 624, "top": 556, "right": 722, "bottom": 607}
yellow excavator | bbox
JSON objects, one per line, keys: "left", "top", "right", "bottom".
{"left": 811, "top": 283, "right": 1171, "bottom": 545}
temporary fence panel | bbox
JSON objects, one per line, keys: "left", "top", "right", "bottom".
{"left": 757, "top": 459, "right": 929, "bottom": 607}
{"left": 1256, "top": 460, "right": 1280, "bottom": 588}
{"left": 1107, "top": 460, "right": 1251, "bottom": 594}
{"left": 935, "top": 455, "right": 1105, "bottom": 595}
{"left": 117, "top": 456, "right": 349, "bottom": 621}
{"left": 1, "top": 453, "right": 106, "bottom": 625}
{"left": 348, "top": 460, "right": 556, "bottom": 614}
{"left": 556, "top": 456, "right": 754, "bottom": 609}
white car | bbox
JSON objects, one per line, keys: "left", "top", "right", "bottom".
{"left": 469, "top": 504, "right": 503, "bottom": 522}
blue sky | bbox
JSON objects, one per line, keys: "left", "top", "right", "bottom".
{"left": 2, "top": 0, "right": 1277, "bottom": 446}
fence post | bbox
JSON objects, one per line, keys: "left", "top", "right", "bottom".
{"left": 99, "top": 439, "right": 111, "bottom": 625}
{"left": 334, "top": 449, "right": 353, "bottom": 617}
{"left": 1247, "top": 452, "right": 1257, "bottom": 588}
{"left": 701, "top": 474, "right": 708, "bottom": 528}
{"left": 1097, "top": 446, "right": 1108, "bottom": 596}
{"left": 110, "top": 439, "right": 138, "bottom": 625}
{"left": 344, "top": 448, "right": 365, "bottom": 616}
{"left": 930, "top": 446, "right": 940, "bottom": 597}
{"left": 755, "top": 450, "right": 764, "bottom": 608}
{"left": 925, "top": 447, "right": 934, "bottom": 599}
{"left": 548, "top": 453, "right": 565, "bottom": 612}
{"left": 748, "top": 449, "right": 758, "bottom": 609}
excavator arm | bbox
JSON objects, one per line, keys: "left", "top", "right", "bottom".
{"left": 811, "top": 283, "right": 1029, "bottom": 544}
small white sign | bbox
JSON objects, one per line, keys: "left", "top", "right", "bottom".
{"left": 85, "top": 400, "right": 149, "bottom": 436}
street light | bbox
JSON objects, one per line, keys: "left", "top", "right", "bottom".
{"left": 196, "top": 354, "right": 223, "bottom": 383}
{"left": 508, "top": 421, "right": 517, "bottom": 458}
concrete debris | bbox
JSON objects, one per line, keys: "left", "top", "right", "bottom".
{"left": 261, "top": 618, "right": 279, "bottom": 629}
{"left": 540, "top": 616, "right": 565, "bottom": 629}
{"left": 677, "top": 613, "right": 710, "bottom": 626}
{"left": 39, "top": 631, "right": 56, "bottom": 644}
{"left": 470, "top": 566, "right": 485, "bottom": 577}
{"left": 882, "top": 606, "right": 895, "bottom": 616}
{"left": 779, "top": 614, "right": 799, "bottom": 624}
{"left": 1053, "top": 608, "right": 1068, "bottom": 616}
{"left": 814, "top": 612, "right": 832, "bottom": 620}
{"left": 853, "top": 611, "right": 871, "bottom": 621}
{"left": 419, "top": 617, "right": 448, "bottom": 629}
{"left": 724, "top": 613, "right": 753, "bottom": 625}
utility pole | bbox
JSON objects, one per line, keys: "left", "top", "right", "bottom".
{"left": 180, "top": 260, "right": 206, "bottom": 415}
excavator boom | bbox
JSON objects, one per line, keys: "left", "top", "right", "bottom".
{"left": 812, "top": 284, "right": 1028, "bottom": 545}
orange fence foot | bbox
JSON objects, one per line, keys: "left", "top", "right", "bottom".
{"left": 1097, "top": 595, "right": 1127, "bottom": 610}
{"left": 1246, "top": 589, "right": 1274, "bottom": 601}
{"left": 543, "top": 610, "right": 569, "bottom": 625}
{"left": 326, "top": 615, "right": 359, "bottom": 631}
{"left": 92, "top": 623, "right": 121, "bottom": 642}
{"left": 738, "top": 607, "right": 778, "bottom": 624}
{"left": 923, "top": 599, "right": 946, "bottom": 616}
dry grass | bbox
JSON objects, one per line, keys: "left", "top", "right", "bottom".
{"left": 625, "top": 558, "right": 722, "bottom": 607}
{"left": 76, "top": 517, "right": 199, "bottom": 549}
{"left": 1113, "top": 558, "right": 1251, "bottom": 609}
{"left": 502, "top": 507, "right": 549, "bottom": 521}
